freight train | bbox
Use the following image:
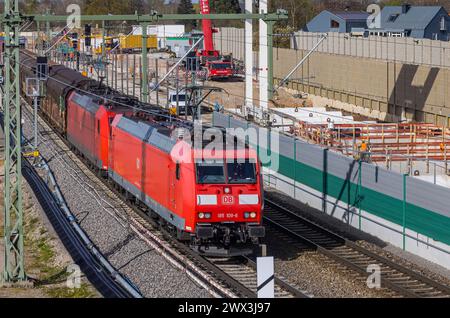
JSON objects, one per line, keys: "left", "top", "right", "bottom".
{"left": 18, "top": 50, "right": 265, "bottom": 256}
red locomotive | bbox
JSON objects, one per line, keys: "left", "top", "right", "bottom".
{"left": 19, "top": 50, "right": 265, "bottom": 255}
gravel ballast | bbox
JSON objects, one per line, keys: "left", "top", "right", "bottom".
{"left": 21, "top": 105, "right": 210, "bottom": 298}
{"left": 265, "top": 189, "right": 450, "bottom": 292}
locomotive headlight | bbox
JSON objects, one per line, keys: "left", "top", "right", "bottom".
{"left": 204, "top": 213, "right": 212, "bottom": 219}
{"left": 224, "top": 187, "right": 230, "bottom": 194}
{"left": 198, "top": 213, "right": 205, "bottom": 219}
{"left": 250, "top": 212, "right": 257, "bottom": 218}
{"left": 244, "top": 212, "right": 250, "bottom": 219}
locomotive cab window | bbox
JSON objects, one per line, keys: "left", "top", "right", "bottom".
{"left": 227, "top": 160, "right": 256, "bottom": 184}
{"left": 176, "top": 162, "right": 181, "bottom": 180}
{"left": 108, "top": 117, "right": 114, "bottom": 138}
{"left": 196, "top": 160, "right": 225, "bottom": 184}
{"left": 171, "top": 95, "right": 186, "bottom": 102}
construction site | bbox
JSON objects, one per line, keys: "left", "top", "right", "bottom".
{"left": 19, "top": 9, "right": 450, "bottom": 187}
{"left": 1, "top": 0, "right": 450, "bottom": 302}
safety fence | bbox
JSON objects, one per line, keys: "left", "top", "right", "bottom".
{"left": 213, "top": 111, "right": 450, "bottom": 268}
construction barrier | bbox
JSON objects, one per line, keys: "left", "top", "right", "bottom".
{"left": 213, "top": 111, "right": 450, "bottom": 269}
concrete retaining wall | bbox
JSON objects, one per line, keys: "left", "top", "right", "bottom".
{"left": 292, "top": 31, "right": 450, "bottom": 68}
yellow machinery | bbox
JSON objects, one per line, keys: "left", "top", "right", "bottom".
{"left": 119, "top": 34, "right": 157, "bottom": 52}
{"left": 94, "top": 36, "right": 115, "bottom": 54}
{"left": 91, "top": 34, "right": 157, "bottom": 55}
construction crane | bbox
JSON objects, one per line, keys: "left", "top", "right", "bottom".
{"left": 198, "top": 0, "right": 219, "bottom": 59}
{"left": 197, "top": 0, "right": 234, "bottom": 80}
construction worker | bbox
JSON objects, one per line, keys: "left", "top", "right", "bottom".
{"left": 359, "top": 140, "right": 369, "bottom": 162}
{"left": 169, "top": 107, "right": 177, "bottom": 116}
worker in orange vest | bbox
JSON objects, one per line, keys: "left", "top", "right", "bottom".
{"left": 359, "top": 140, "right": 370, "bottom": 162}
{"left": 360, "top": 140, "right": 368, "bottom": 152}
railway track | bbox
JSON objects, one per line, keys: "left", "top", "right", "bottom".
{"left": 263, "top": 199, "right": 450, "bottom": 298}
{"left": 1, "top": 112, "right": 141, "bottom": 298}
{"left": 22, "top": 159, "right": 141, "bottom": 298}
{"left": 207, "top": 256, "right": 309, "bottom": 298}
{"left": 21, "top": 100, "right": 308, "bottom": 298}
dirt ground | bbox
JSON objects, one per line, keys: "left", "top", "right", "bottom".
{"left": 0, "top": 161, "right": 98, "bottom": 298}
{"left": 205, "top": 79, "right": 312, "bottom": 110}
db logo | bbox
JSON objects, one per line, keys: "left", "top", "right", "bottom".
{"left": 222, "top": 195, "right": 234, "bottom": 205}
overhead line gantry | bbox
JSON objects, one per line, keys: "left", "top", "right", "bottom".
{"left": 0, "top": 8, "right": 287, "bottom": 283}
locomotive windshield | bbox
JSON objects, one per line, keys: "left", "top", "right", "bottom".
{"left": 195, "top": 159, "right": 256, "bottom": 184}
{"left": 227, "top": 161, "right": 256, "bottom": 184}
{"left": 171, "top": 94, "right": 186, "bottom": 102}
{"left": 196, "top": 160, "right": 225, "bottom": 184}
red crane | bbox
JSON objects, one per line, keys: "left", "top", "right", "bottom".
{"left": 199, "top": 0, "right": 219, "bottom": 58}
{"left": 198, "top": 0, "right": 234, "bottom": 80}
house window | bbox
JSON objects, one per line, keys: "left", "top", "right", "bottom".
{"left": 440, "top": 16, "right": 446, "bottom": 31}
{"left": 388, "top": 14, "right": 399, "bottom": 22}
{"left": 330, "top": 20, "right": 340, "bottom": 28}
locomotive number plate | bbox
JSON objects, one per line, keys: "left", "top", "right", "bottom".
{"left": 222, "top": 195, "right": 234, "bottom": 205}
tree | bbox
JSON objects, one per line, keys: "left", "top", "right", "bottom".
{"left": 147, "top": 0, "right": 167, "bottom": 13}
{"left": 85, "top": 0, "right": 131, "bottom": 15}
{"left": 270, "top": 0, "right": 314, "bottom": 30}
{"left": 19, "top": 0, "right": 39, "bottom": 13}
{"left": 208, "top": 0, "right": 242, "bottom": 27}
{"left": 210, "top": 0, "right": 241, "bottom": 14}
{"left": 177, "top": 0, "right": 196, "bottom": 30}
{"left": 177, "top": 0, "right": 195, "bottom": 14}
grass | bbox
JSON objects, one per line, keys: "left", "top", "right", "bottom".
{"left": 23, "top": 201, "right": 96, "bottom": 298}
{"left": 26, "top": 220, "right": 96, "bottom": 298}
{"left": 0, "top": 165, "right": 97, "bottom": 298}
{"left": 35, "top": 238, "right": 56, "bottom": 271}
{"left": 46, "top": 283, "right": 96, "bottom": 298}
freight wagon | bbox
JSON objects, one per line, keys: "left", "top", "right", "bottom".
{"left": 119, "top": 35, "right": 157, "bottom": 53}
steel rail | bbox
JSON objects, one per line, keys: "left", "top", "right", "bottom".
{"left": 20, "top": 103, "right": 254, "bottom": 298}
{"left": 1, "top": 110, "right": 141, "bottom": 297}
{"left": 242, "top": 256, "right": 310, "bottom": 298}
{"left": 264, "top": 199, "right": 450, "bottom": 298}
{"left": 22, "top": 158, "right": 142, "bottom": 298}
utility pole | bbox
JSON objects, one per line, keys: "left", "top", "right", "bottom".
{"left": 267, "top": 20, "right": 275, "bottom": 100}
{"left": 259, "top": 1, "right": 269, "bottom": 113}
{"left": 45, "top": 9, "right": 51, "bottom": 56}
{"left": 244, "top": 0, "right": 253, "bottom": 118}
{"left": 141, "top": 23, "right": 149, "bottom": 103}
{"left": 2, "top": 0, "right": 26, "bottom": 283}
{"left": 101, "top": 20, "right": 107, "bottom": 86}
{"left": 155, "top": 58, "right": 159, "bottom": 107}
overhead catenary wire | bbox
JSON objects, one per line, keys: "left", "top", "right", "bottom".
{"left": 18, "top": 53, "right": 194, "bottom": 128}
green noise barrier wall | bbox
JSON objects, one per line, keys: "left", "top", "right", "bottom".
{"left": 213, "top": 112, "right": 450, "bottom": 265}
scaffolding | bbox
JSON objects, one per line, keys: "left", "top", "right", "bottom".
{"left": 272, "top": 109, "right": 450, "bottom": 172}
